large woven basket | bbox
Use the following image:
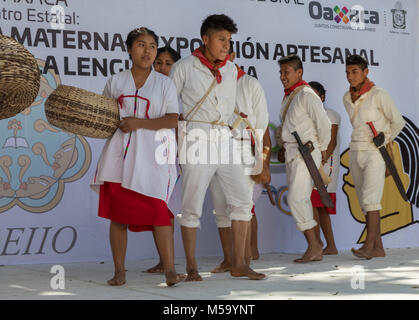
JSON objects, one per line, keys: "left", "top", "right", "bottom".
{"left": 45, "top": 85, "right": 120, "bottom": 139}
{"left": 0, "top": 34, "right": 40, "bottom": 120}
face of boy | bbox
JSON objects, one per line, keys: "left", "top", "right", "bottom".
{"left": 154, "top": 51, "right": 175, "bottom": 76}
{"left": 346, "top": 65, "right": 369, "bottom": 88}
{"left": 129, "top": 34, "right": 158, "bottom": 70}
{"left": 279, "top": 63, "right": 302, "bottom": 90}
{"left": 202, "top": 30, "right": 232, "bottom": 63}
{"left": 312, "top": 88, "right": 325, "bottom": 102}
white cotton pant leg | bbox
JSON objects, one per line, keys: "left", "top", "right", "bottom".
{"left": 286, "top": 149, "right": 321, "bottom": 232}
{"left": 349, "top": 150, "right": 386, "bottom": 213}
{"left": 179, "top": 162, "right": 217, "bottom": 228}
{"left": 210, "top": 176, "right": 230, "bottom": 228}
{"left": 179, "top": 137, "right": 254, "bottom": 228}
{"left": 210, "top": 173, "right": 255, "bottom": 228}
{"left": 253, "top": 184, "right": 264, "bottom": 203}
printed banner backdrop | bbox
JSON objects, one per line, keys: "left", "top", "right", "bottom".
{"left": 0, "top": 0, "right": 418, "bottom": 265}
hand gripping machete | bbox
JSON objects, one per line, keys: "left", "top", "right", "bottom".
{"left": 291, "top": 131, "right": 334, "bottom": 208}
{"left": 366, "top": 121, "right": 408, "bottom": 202}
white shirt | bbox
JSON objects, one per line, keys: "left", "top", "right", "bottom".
{"left": 324, "top": 108, "right": 341, "bottom": 193}
{"left": 343, "top": 86, "right": 405, "bottom": 150}
{"left": 169, "top": 55, "right": 237, "bottom": 139}
{"left": 229, "top": 73, "right": 269, "bottom": 132}
{"left": 229, "top": 73, "right": 270, "bottom": 166}
{"left": 91, "top": 69, "right": 179, "bottom": 203}
{"left": 280, "top": 86, "right": 331, "bottom": 163}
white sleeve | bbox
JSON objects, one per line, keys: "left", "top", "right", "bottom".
{"left": 102, "top": 77, "right": 112, "bottom": 98}
{"left": 306, "top": 92, "right": 331, "bottom": 151}
{"left": 326, "top": 109, "right": 341, "bottom": 126}
{"left": 252, "top": 79, "right": 269, "bottom": 132}
{"left": 379, "top": 90, "right": 405, "bottom": 141}
{"left": 162, "top": 79, "right": 179, "bottom": 115}
{"left": 169, "top": 60, "right": 185, "bottom": 97}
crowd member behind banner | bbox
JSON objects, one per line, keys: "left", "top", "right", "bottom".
{"left": 170, "top": 14, "right": 265, "bottom": 281}
{"left": 154, "top": 46, "right": 181, "bottom": 77}
{"left": 343, "top": 54, "right": 405, "bottom": 260}
{"left": 210, "top": 47, "right": 271, "bottom": 273}
{"left": 308, "top": 81, "right": 340, "bottom": 256}
{"left": 146, "top": 45, "right": 181, "bottom": 275}
{"left": 278, "top": 55, "right": 331, "bottom": 263}
{"left": 91, "top": 27, "right": 183, "bottom": 287}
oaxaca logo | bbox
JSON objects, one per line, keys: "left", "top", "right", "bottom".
{"left": 391, "top": 1, "right": 407, "bottom": 29}
{"left": 333, "top": 6, "right": 349, "bottom": 24}
{"left": 308, "top": 1, "right": 379, "bottom": 25}
{"left": 0, "top": 59, "right": 91, "bottom": 214}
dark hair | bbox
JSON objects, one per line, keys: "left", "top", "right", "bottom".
{"left": 126, "top": 27, "right": 159, "bottom": 59}
{"left": 346, "top": 54, "right": 368, "bottom": 70}
{"left": 308, "top": 81, "right": 326, "bottom": 97}
{"left": 156, "top": 46, "right": 181, "bottom": 63}
{"left": 200, "top": 14, "right": 238, "bottom": 38}
{"left": 278, "top": 54, "right": 303, "bottom": 71}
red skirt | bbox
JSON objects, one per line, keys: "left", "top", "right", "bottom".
{"left": 310, "top": 190, "right": 336, "bottom": 215}
{"left": 98, "top": 182, "right": 174, "bottom": 232}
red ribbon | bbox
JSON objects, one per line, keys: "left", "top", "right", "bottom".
{"left": 117, "top": 94, "right": 150, "bottom": 119}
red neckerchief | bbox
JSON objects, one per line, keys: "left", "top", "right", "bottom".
{"left": 192, "top": 47, "right": 229, "bottom": 83}
{"left": 284, "top": 80, "right": 308, "bottom": 97}
{"left": 236, "top": 65, "right": 246, "bottom": 80}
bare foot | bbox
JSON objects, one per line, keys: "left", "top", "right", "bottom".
{"left": 211, "top": 261, "right": 231, "bottom": 273}
{"left": 230, "top": 265, "right": 266, "bottom": 280}
{"left": 351, "top": 248, "right": 372, "bottom": 260}
{"left": 145, "top": 262, "right": 164, "bottom": 274}
{"left": 294, "top": 247, "right": 323, "bottom": 263}
{"left": 107, "top": 271, "right": 126, "bottom": 286}
{"left": 166, "top": 271, "right": 186, "bottom": 287}
{"left": 185, "top": 269, "right": 203, "bottom": 282}
{"left": 323, "top": 247, "right": 338, "bottom": 255}
{"left": 371, "top": 248, "right": 386, "bottom": 257}
{"left": 245, "top": 257, "right": 251, "bottom": 266}
{"left": 251, "top": 252, "right": 260, "bottom": 260}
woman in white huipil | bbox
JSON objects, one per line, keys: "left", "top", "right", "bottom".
{"left": 91, "top": 27, "right": 182, "bottom": 287}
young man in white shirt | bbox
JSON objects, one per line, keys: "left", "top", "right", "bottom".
{"left": 343, "top": 54, "right": 405, "bottom": 259}
{"left": 278, "top": 55, "right": 331, "bottom": 263}
{"left": 210, "top": 48, "right": 271, "bottom": 273}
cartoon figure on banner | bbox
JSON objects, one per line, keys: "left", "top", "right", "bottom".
{"left": 341, "top": 117, "right": 419, "bottom": 243}
{"left": 0, "top": 59, "right": 91, "bottom": 213}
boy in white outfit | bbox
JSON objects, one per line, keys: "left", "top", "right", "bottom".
{"left": 278, "top": 55, "right": 331, "bottom": 263}
{"left": 343, "top": 54, "right": 405, "bottom": 259}
{"left": 309, "top": 81, "right": 340, "bottom": 256}
{"left": 210, "top": 48, "right": 271, "bottom": 273}
{"left": 170, "top": 14, "right": 265, "bottom": 281}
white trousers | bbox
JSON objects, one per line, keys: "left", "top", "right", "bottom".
{"left": 286, "top": 148, "right": 321, "bottom": 232}
{"left": 210, "top": 175, "right": 255, "bottom": 228}
{"left": 349, "top": 150, "right": 386, "bottom": 213}
{"left": 179, "top": 140, "right": 253, "bottom": 228}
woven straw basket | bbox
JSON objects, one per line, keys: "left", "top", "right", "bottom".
{"left": 45, "top": 85, "right": 120, "bottom": 139}
{"left": 0, "top": 34, "right": 40, "bottom": 120}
